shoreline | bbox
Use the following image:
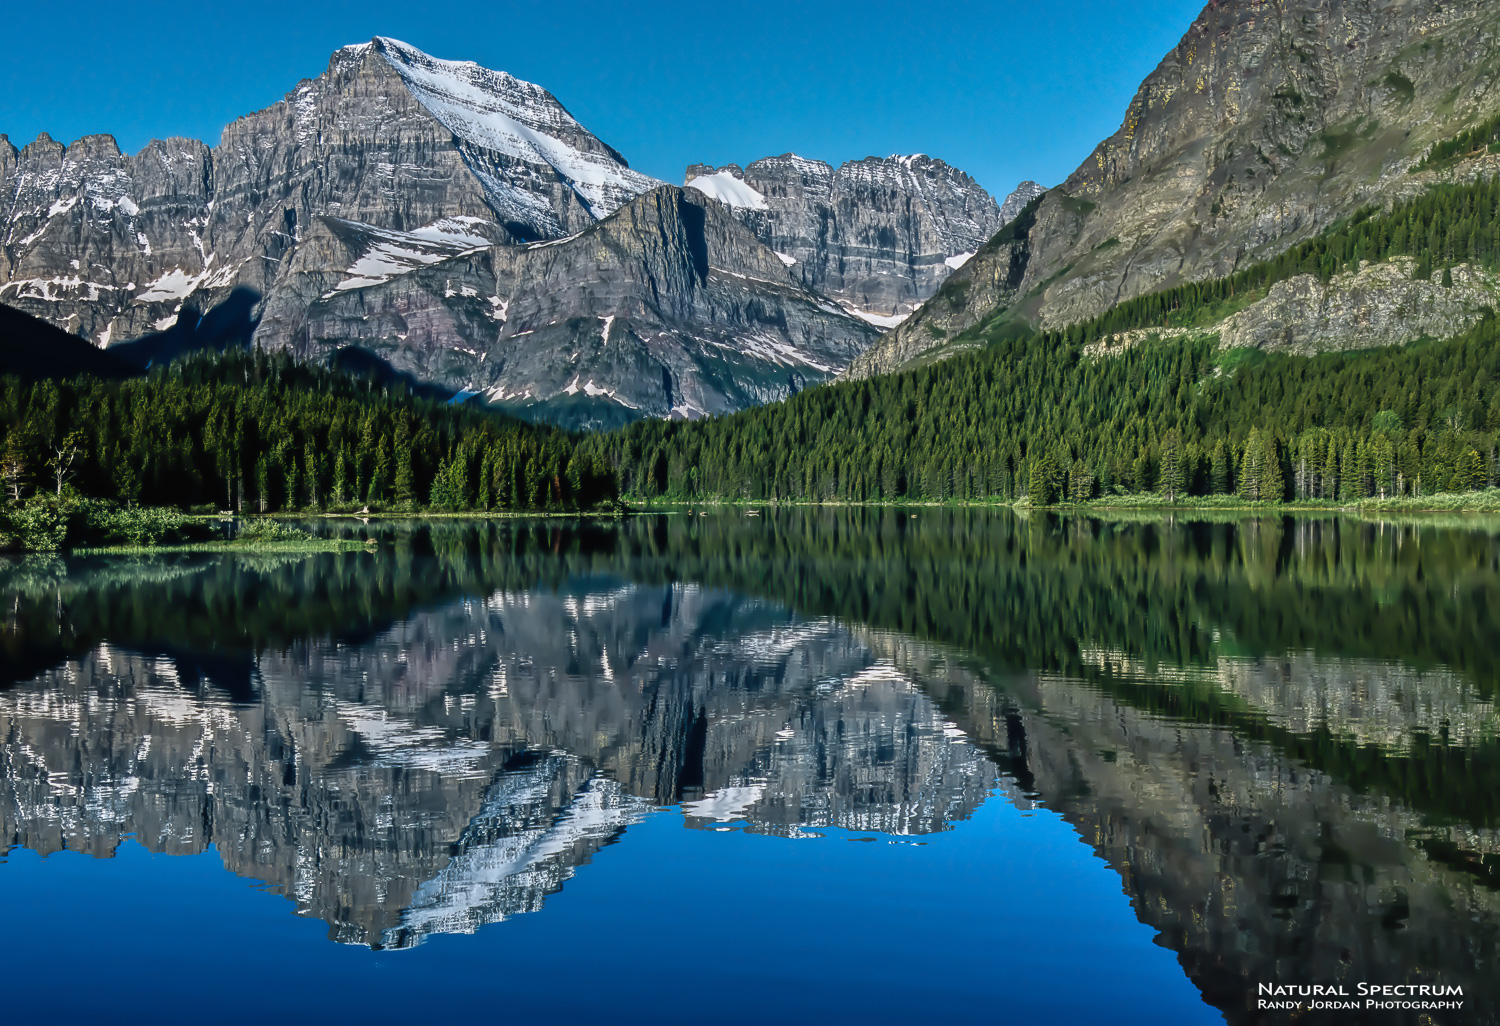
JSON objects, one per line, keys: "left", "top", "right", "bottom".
{"left": 10, "top": 495, "right": 1499, "bottom": 557}
{"left": 612, "top": 491, "right": 1500, "bottom": 515}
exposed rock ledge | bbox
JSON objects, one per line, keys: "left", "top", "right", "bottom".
{"left": 1087, "top": 258, "right": 1500, "bottom": 359}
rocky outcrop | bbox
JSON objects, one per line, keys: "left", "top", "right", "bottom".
{"left": 856, "top": 0, "right": 1500, "bottom": 375}
{"left": 1217, "top": 258, "right": 1500, "bottom": 353}
{"left": 685, "top": 154, "right": 1016, "bottom": 323}
{"left": 997, "top": 180, "right": 1044, "bottom": 224}
{"left": 1083, "top": 257, "right": 1500, "bottom": 358}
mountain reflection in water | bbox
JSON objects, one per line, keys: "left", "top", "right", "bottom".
{"left": 2, "top": 511, "right": 1499, "bottom": 1024}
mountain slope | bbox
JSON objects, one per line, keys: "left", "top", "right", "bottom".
{"left": 683, "top": 155, "right": 1016, "bottom": 324}
{"left": 852, "top": 0, "right": 1500, "bottom": 377}
{"left": 256, "top": 185, "right": 878, "bottom": 428}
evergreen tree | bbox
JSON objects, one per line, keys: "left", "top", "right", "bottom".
{"left": 1161, "top": 429, "right": 1184, "bottom": 502}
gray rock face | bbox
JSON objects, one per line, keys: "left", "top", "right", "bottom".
{"left": 997, "top": 180, "right": 1044, "bottom": 224}
{"left": 1219, "top": 257, "right": 1500, "bottom": 354}
{"left": 856, "top": 0, "right": 1500, "bottom": 375}
{"left": 0, "top": 131, "right": 215, "bottom": 344}
{"left": 258, "top": 185, "right": 878, "bottom": 428}
{"left": 1084, "top": 257, "right": 1500, "bottom": 359}
{"left": 685, "top": 154, "right": 1016, "bottom": 323}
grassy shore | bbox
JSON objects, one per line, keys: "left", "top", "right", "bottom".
{"left": 73, "top": 537, "right": 372, "bottom": 556}
{"left": 620, "top": 488, "right": 1500, "bottom": 514}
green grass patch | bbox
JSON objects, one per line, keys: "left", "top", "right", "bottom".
{"left": 1057, "top": 194, "right": 1097, "bottom": 218}
{"left": 1214, "top": 344, "right": 1270, "bottom": 374}
{"left": 75, "top": 538, "right": 368, "bottom": 556}
{"left": 1383, "top": 71, "right": 1415, "bottom": 102}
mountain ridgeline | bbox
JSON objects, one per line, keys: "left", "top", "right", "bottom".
{"left": 684, "top": 156, "right": 1028, "bottom": 324}
{"left": 854, "top": 0, "right": 1500, "bottom": 376}
{"left": 0, "top": 36, "right": 1022, "bottom": 428}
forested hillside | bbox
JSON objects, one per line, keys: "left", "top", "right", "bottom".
{"left": 0, "top": 349, "right": 615, "bottom": 514}
{"left": 8, "top": 177, "right": 1500, "bottom": 514}
{"left": 600, "top": 319, "right": 1500, "bottom": 504}
{"left": 597, "top": 177, "right": 1500, "bottom": 504}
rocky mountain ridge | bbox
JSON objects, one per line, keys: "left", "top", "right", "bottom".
{"left": 852, "top": 0, "right": 1500, "bottom": 377}
{"left": 1, "top": 37, "right": 1009, "bottom": 424}
{"left": 683, "top": 155, "right": 1025, "bottom": 325}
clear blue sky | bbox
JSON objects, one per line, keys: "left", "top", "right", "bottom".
{"left": 1, "top": 0, "right": 1205, "bottom": 199}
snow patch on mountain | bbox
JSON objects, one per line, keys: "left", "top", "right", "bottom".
{"left": 686, "top": 171, "right": 768, "bottom": 210}
{"left": 372, "top": 37, "right": 660, "bottom": 222}
{"left": 137, "top": 268, "right": 203, "bottom": 302}
{"left": 846, "top": 307, "right": 912, "bottom": 329}
{"left": 326, "top": 217, "right": 492, "bottom": 293}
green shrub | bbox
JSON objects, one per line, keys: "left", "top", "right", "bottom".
{"left": 0, "top": 496, "right": 196, "bottom": 551}
{"left": 100, "top": 505, "right": 189, "bottom": 546}
{"left": 235, "top": 520, "right": 315, "bottom": 543}
{"left": 6, "top": 501, "right": 68, "bottom": 551}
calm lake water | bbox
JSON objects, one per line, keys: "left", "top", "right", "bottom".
{"left": 2, "top": 510, "right": 1498, "bottom": 1025}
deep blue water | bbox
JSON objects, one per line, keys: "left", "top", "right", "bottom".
{"left": 3, "top": 800, "right": 1215, "bottom": 1025}
{"left": 3, "top": 511, "right": 1497, "bottom": 1024}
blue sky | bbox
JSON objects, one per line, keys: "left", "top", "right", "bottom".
{"left": 1, "top": 0, "right": 1204, "bottom": 199}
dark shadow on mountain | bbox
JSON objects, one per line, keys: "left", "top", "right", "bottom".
{"left": 679, "top": 193, "right": 710, "bottom": 284}
{"left": 108, "top": 286, "right": 262, "bottom": 370}
{"left": 501, "top": 392, "right": 644, "bottom": 432}
{"left": 0, "top": 303, "right": 135, "bottom": 380}
{"left": 329, "top": 346, "right": 463, "bottom": 404}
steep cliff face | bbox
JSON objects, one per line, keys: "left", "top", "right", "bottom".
{"left": 684, "top": 154, "right": 1017, "bottom": 323}
{"left": 854, "top": 0, "right": 1500, "bottom": 375}
{"left": 0, "top": 132, "right": 217, "bottom": 343}
{"left": 256, "top": 186, "right": 876, "bottom": 428}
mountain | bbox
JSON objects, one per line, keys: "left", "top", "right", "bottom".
{"left": 255, "top": 185, "right": 877, "bottom": 428}
{"left": 0, "top": 39, "right": 662, "bottom": 344}
{"left": 0, "top": 38, "right": 1022, "bottom": 425}
{"left": 996, "top": 179, "right": 1044, "bottom": 224}
{"left": 684, "top": 155, "right": 1021, "bottom": 325}
{"left": 851, "top": 0, "right": 1500, "bottom": 377}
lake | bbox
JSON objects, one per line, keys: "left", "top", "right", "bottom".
{"left": 2, "top": 510, "right": 1496, "bottom": 1025}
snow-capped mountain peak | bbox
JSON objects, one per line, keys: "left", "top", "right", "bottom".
{"left": 368, "top": 37, "right": 661, "bottom": 227}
